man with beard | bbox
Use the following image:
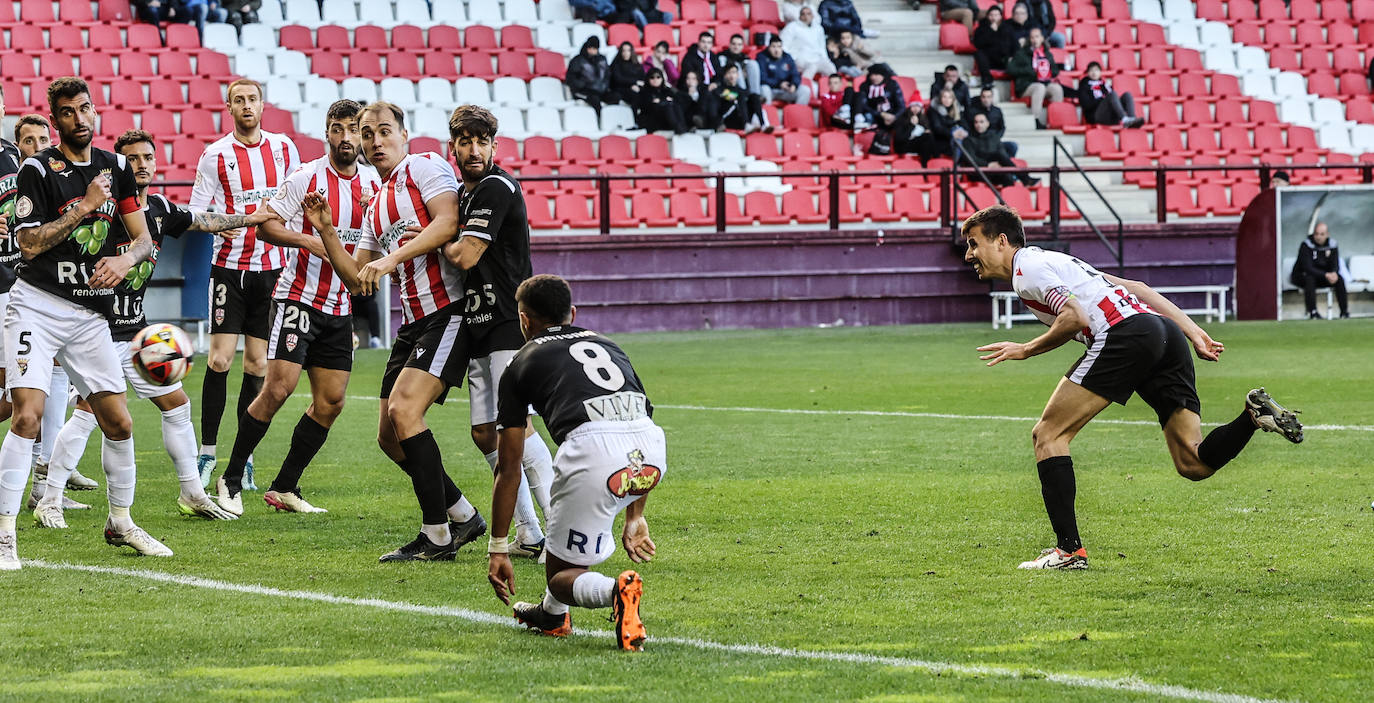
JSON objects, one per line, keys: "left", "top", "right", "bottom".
{"left": 213, "top": 100, "right": 381, "bottom": 515}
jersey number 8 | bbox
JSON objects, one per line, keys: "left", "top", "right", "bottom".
{"left": 569, "top": 341, "right": 624, "bottom": 391}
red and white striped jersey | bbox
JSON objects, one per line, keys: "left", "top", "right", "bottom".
{"left": 1011, "top": 246, "right": 1158, "bottom": 344}
{"left": 190, "top": 130, "right": 300, "bottom": 271}
{"left": 266, "top": 157, "right": 381, "bottom": 316}
{"left": 357, "top": 152, "right": 462, "bottom": 324}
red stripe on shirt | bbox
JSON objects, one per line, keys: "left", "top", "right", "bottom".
{"left": 1097, "top": 297, "right": 1124, "bottom": 325}
{"left": 214, "top": 152, "right": 233, "bottom": 268}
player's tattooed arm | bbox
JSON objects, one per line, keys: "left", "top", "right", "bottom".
{"left": 18, "top": 175, "right": 109, "bottom": 259}
{"left": 1104, "top": 274, "right": 1224, "bottom": 361}
{"left": 303, "top": 190, "right": 379, "bottom": 294}
{"left": 443, "top": 234, "right": 489, "bottom": 271}
{"left": 189, "top": 209, "right": 273, "bottom": 235}
{"left": 359, "top": 191, "right": 459, "bottom": 292}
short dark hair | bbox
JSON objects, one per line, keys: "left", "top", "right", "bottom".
{"left": 516, "top": 274, "right": 573, "bottom": 324}
{"left": 46, "top": 77, "right": 91, "bottom": 111}
{"left": 944, "top": 64, "right": 959, "bottom": 73}
{"left": 769, "top": 36, "right": 783, "bottom": 45}
{"left": 448, "top": 104, "right": 499, "bottom": 140}
{"left": 14, "top": 114, "right": 50, "bottom": 143}
{"left": 961, "top": 204, "right": 1026, "bottom": 247}
{"left": 654, "top": 40, "right": 670, "bottom": 51}
{"left": 1085, "top": 61, "right": 1102, "bottom": 72}
{"left": 646, "top": 68, "right": 665, "bottom": 81}
{"left": 730, "top": 33, "right": 744, "bottom": 42}
{"left": 113, "top": 129, "right": 155, "bottom": 154}
{"left": 980, "top": 86, "right": 994, "bottom": 94}
{"left": 698, "top": 31, "right": 713, "bottom": 41}
{"left": 360, "top": 101, "right": 406, "bottom": 130}
{"left": 326, "top": 98, "right": 363, "bottom": 126}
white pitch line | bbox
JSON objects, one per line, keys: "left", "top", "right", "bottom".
{"left": 29, "top": 560, "right": 1296, "bottom": 703}
{"left": 290, "top": 394, "right": 1373, "bottom": 433}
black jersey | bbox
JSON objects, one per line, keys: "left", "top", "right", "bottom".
{"left": 12, "top": 146, "right": 141, "bottom": 313}
{"left": 108, "top": 193, "right": 194, "bottom": 341}
{"left": 496, "top": 325, "right": 653, "bottom": 444}
{"left": 458, "top": 164, "right": 531, "bottom": 334}
{"left": 0, "top": 140, "right": 21, "bottom": 292}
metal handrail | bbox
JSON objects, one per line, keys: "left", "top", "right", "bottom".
{"left": 948, "top": 137, "right": 1008, "bottom": 244}
{"left": 1053, "top": 136, "right": 1125, "bottom": 274}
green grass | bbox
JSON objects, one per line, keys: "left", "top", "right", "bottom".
{"left": 3, "top": 319, "right": 1372, "bottom": 702}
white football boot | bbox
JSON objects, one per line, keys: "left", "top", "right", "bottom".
{"left": 178, "top": 494, "right": 239, "bottom": 520}
{"left": 215, "top": 477, "right": 244, "bottom": 516}
{"left": 0, "top": 532, "right": 20, "bottom": 570}
{"left": 1017, "top": 547, "right": 1089, "bottom": 570}
{"left": 33, "top": 501, "right": 68, "bottom": 529}
{"left": 263, "top": 490, "right": 327, "bottom": 513}
{"left": 104, "top": 521, "right": 173, "bottom": 557}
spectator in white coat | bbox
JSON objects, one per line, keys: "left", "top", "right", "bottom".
{"left": 782, "top": 6, "right": 837, "bottom": 78}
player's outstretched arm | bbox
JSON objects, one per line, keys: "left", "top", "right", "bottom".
{"left": 978, "top": 298, "right": 1090, "bottom": 366}
{"left": 1104, "top": 274, "right": 1224, "bottom": 361}
{"left": 18, "top": 175, "right": 108, "bottom": 260}
{"left": 303, "top": 191, "right": 379, "bottom": 295}
{"left": 252, "top": 203, "right": 325, "bottom": 257}
{"left": 487, "top": 426, "right": 527, "bottom": 605}
{"left": 622, "top": 497, "right": 655, "bottom": 564}
{"left": 189, "top": 207, "right": 275, "bottom": 238}
{"left": 359, "top": 192, "right": 460, "bottom": 291}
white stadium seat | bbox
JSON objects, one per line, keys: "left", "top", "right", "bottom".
{"left": 1281, "top": 257, "right": 1298, "bottom": 291}
{"left": 234, "top": 52, "right": 271, "bottom": 78}
{"left": 503, "top": 0, "right": 539, "bottom": 24}
{"left": 708, "top": 133, "right": 745, "bottom": 161}
{"left": 265, "top": 77, "right": 304, "bottom": 110}
{"left": 201, "top": 23, "right": 240, "bottom": 52}
{"left": 417, "top": 77, "right": 456, "bottom": 107}
{"left": 526, "top": 107, "right": 564, "bottom": 137}
{"left": 283, "top": 0, "right": 322, "bottom": 26}
{"left": 303, "top": 77, "right": 341, "bottom": 107}
{"left": 600, "top": 104, "right": 637, "bottom": 133}
{"left": 341, "top": 77, "right": 379, "bottom": 102}
{"left": 258, "top": 0, "right": 285, "bottom": 24}
{"left": 240, "top": 23, "right": 279, "bottom": 52}
{"left": 1234, "top": 46, "right": 1268, "bottom": 73}
{"left": 455, "top": 77, "right": 491, "bottom": 104}
{"left": 320, "top": 0, "right": 360, "bottom": 26}
{"left": 538, "top": 0, "right": 573, "bottom": 22}
{"left": 380, "top": 77, "right": 421, "bottom": 110}
{"left": 1350, "top": 124, "right": 1374, "bottom": 152}
{"left": 298, "top": 105, "right": 327, "bottom": 134}
{"left": 570, "top": 23, "right": 606, "bottom": 51}
{"left": 670, "top": 133, "right": 708, "bottom": 162}
{"left": 528, "top": 77, "right": 572, "bottom": 108}
{"left": 535, "top": 23, "right": 575, "bottom": 55}
{"left": 1165, "top": 19, "right": 1200, "bottom": 46}
{"left": 1197, "top": 22, "right": 1233, "bottom": 49}
{"left": 1203, "top": 47, "right": 1237, "bottom": 73}
{"left": 272, "top": 51, "right": 311, "bottom": 80}
{"left": 492, "top": 107, "right": 531, "bottom": 139}
{"left": 1347, "top": 255, "right": 1374, "bottom": 293}
{"left": 429, "top": 0, "right": 467, "bottom": 24}
{"left": 1162, "top": 0, "right": 1195, "bottom": 20}
{"left": 1274, "top": 72, "right": 1311, "bottom": 100}
{"left": 1279, "top": 97, "right": 1312, "bottom": 125}
{"left": 395, "top": 0, "right": 432, "bottom": 25}
{"left": 466, "top": 0, "right": 504, "bottom": 24}
{"left": 1131, "top": 0, "right": 1163, "bottom": 22}
{"left": 561, "top": 105, "right": 601, "bottom": 137}
{"left": 1241, "top": 71, "right": 1277, "bottom": 101}
{"left": 357, "top": 2, "right": 394, "bottom": 26}
{"left": 1311, "top": 98, "right": 1346, "bottom": 126}
{"left": 491, "top": 77, "right": 531, "bottom": 107}
{"left": 1317, "top": 124, "right": 1353, "bottom": 153}
{"left": 413, "top": 108, "right": 451, "bottom": 138}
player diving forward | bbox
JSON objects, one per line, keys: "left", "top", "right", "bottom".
{"left": 34, "top": 128, "right": 269, "bottom": 527}
{"left": 962, "top": 205, "right": 1304, "bottom": 570}
{"left": 1, "top": 78, "right": 166, "bottom": 568}
{"left": 303, "top": 102, "right": 487, "bottom": 561}
{"left": 213, "top": 99, "right": 380, "bottom": 515}
{"left": 487, "top": 275, "right": 665, "bottom": 652}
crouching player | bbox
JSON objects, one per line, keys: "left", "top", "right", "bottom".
{"left": 486, "top": 274, "right": 665, "bottom": 651}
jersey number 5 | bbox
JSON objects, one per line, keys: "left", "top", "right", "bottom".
{"left": 569, "top": 341, "right": 624, "bottom": 391}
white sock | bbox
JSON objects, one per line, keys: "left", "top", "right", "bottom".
{"left": 109, "top": 505, "right": 131, "bottom": 529}
{"left": 0, "top": 514, "right": 15, "bottom": 532}
{"left": 420, "top": 522, "right": 451, "bottom": 545}
{"left": 199, "top": 444, "right": 215, "bottom": 458}
{"left": 161, "top": 402, "right": 205, "bottom": 498}
{"left": 571, "top": 571, "right": 616, "bottom": 609}
{"left": 0, "top": 432, "right": 37, "bottom": 517}
{"left": 102, "top": 436, "right": 137, "bottom": 526}
{"left": 44, "top": 409, "right": 96, "bottom": 498}
{"left": 40, "top": 367, "right": 69, "bottom": 464}
{"left": 542, "top": 588, "right": 570, "bottom": 615}
{"left": 485, "top": 449, "right": 543, "bottom": 542}
{"left": 447, "top": 495, "right": 476, "bottom": 523}
{"left": 521, "top": 432, "right": 554, "bottom": 517}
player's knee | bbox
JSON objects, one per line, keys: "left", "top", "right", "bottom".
{"left": 96, "top": 412, "right": 133, "bottom": 441}
{"left": 471, "top": 424, "right": 497, "bottom": 453}
{"left": 384, "top": 400, "right": 422, "bottom": 435}
{"left": 256, "top": 383, "right": 291, "bottom": 414}
{"left": 207, "top": 353, "right": 232, "bottom": 372}
{"left": 9, "top": 409, "right": 41, "bottom": 438}
{"left": 314, "top": 395, "right": 346, "bottom": 422}
{"left": 243, "top": 357, "right": 268, "bottom": 377}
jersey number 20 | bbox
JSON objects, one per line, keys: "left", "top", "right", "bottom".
{"left": 569, "top": 341, "right": 624, "bottom": 391}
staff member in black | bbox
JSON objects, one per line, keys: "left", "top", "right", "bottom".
{"left": 1291, "top": 221, "right": 1350, "bottom": 319}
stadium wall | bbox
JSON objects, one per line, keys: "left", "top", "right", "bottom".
{"left": 521, "top": 222, "right": 1238, "bottom": 333}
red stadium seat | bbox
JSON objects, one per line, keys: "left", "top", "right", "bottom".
{"left": 1195, "top": 183, "right": 1229, "bottom": 214}
{"left": 745, "top": 132, "right": 781, "bottom": 159}
{"left": 385, "top": 51, "right": 424, "bottom": 80}
{"left": 1231, "top": 181, "right": 1261, "bottom": 209}
{"left": 631, "top": 193, "right": 674, "bottom": 227}
{"left": 522, "top": 137, "right": 558, "bottom": 164}
{"left": 97, "top": 0, "right": 131, "bottom": 20}
{"left": 526, "top": 194, "right": 558, "bottom": 229}
{"left": 350, "top": 52, "right": 384, "bottom": 77}
{"left": 1120, "top": 130, "right": 1161, "bottom": 158}
{"left": 894, "top": 186, "right": 938, "bottom": 221}
{"left": 392, "top": 25, "right": 425, "bottom": 49}
{"left": 1333, "top": 47, "right": 1366, "bottom": 73}
{"left": 165, "top": 23, "right": 199, "bottom": 50}
{"left": 783, "top": 133, "right": 820, "bottom": 163}
{"left": 599, "top": 135, "right": 632, "bottom": 161}
{"left": 312, "top": 52, "right": 348, "bottom": 79}
{"left": 421, "top": 52, "right": 460, "bottom": 80}
{"left": 428, "top": 25, "right": 460, "bottom": 48}
{"left": 500, "top": 25, "right": 534, "bottom": 50}
{"left": 160, "top": 53, "right": 196, "bottom": 80}
{"left": 465, "top": 25, "right": 498, "bottom": 49}
{"left": 279, "top": 24, "right": 314, "bottom": 52}
{"left": 20, "top": 0, "right": 57, "bottom": 23}
{"left": 141, "top": 111, "right": 177, "bottom": 135}
{"left": 1153, "top": 128, "right": 1185, "bottom": 155}
{"left": 409, "top": 137, "right": 443, "bottom": 154}
{"left": 554, "top": 194, "right": 597, "bottom": 228}
{"left": 1186, "top": 126, "right": 1225, "bottom": 156}
{"left": 187, "top": 78, "right": 223, "bottom": 108}
{"left": 1166, "top": 184, "right": 1201, "bottom": 216}
{"left": 1214, "top": 100, "right": 1250, "bottom": 127}
{"left": 354, "top": 25, "right": 388, "bottom": 49}
{"left": 1308, "top": 72, "right": 1339, "bottom": 98}
{"left": 743, "top": 192, "right": 788, "bottom": 225}
{"left": 1347, "top": 98, "right": 1374, "bottom": 122}
{"left": 1339, "top": 73, "right": 1369, "bottom": 97}
{"left": 636, "top": 134, "right": 671, "bottom": 162}
{"left": 1002, "top": 184, "right": 1047, "bottom": 220}
{"left": 317, "top": 25, "right": 350, "bottom": 51}
{"left": 670, "top": 192, "right": 712, "bottom": 226}
{"left": 1047, "top": 102, "right": 1083, "bottom": 132}
{"left": 781, "top": 190, "right": 826, "bottom": 224}
{"left": 1084, "top": 128, "right": 1119, "bottom": 158}
{"left": 496, "top": 52, "right": 532, "bottom": 80}
{"left": 100, "top": 110, "right": 136, "bottom": 137}
{"left": 110, "top": 81, "right": 146, "bottom": 107}
{"left": 11, "top": 28, "right": 46, "bottom": 51}
{"left": 560, "top": 136, "right": 596, "bottom": 162}
{"left": 643, "top": 23, "right": 674, "bottom": 49}
{"left": 195, "top": 51, "right": 232, "bottom": 77}
{"left": 939, "top": 23, "right": 974, "bottom": 54}
{"left": 680, "top": 0, "right": 712, "bottom": 21}
{"left": 606, "top": 23, "right": 639, "bottom": 48}
{"left": 261, "top": 107, "right": 292, "bottom": 133}
{"left": 533, "top": 50, "right": 566, "bottom": 78}
{"left": 180, "top": 110, "right": 218, "bottom": 137}
{"left": 458, "top": 50, "right": 497, "bottom": 79}
{"left": 59, "top": 0, "right": 96, "bottom": 24}
{"left": 1220, "top": 126, "right": 1259, "bottom": 156}
{"left": 856, "top": 188, "right": 899, "bottom": 222}
{"left": 781, "top": 104, "right": 816, "bottom": 130}
{"left": 1181, "top": 101, "right": 1214, "bottom": 126}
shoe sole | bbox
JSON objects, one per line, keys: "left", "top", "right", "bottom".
{"left": 613, "top": 571, "right": 646, "bottom": 651}
{"left": 104, "top": 530, "right": 173, "bottom": 557}
{"left": 1248, "top": 388, "right": 1304, "bottom": 444}
{"left": 513, "top": 607, "right": 571, "bottom": 637}
{"left": 178, "top": 500, "right": 237, "bottom": 521}
{"left": 378, "top": 549, "right": 458, "bottom": 563}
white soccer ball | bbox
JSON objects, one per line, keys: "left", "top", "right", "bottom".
{"left": 130, "top": 323, "right": 194, "bottom": 386}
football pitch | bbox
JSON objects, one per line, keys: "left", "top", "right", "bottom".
{"left": 3, "top": 320, "right": 1371, "bottom": 703}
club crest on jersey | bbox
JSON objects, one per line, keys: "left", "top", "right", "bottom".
{"left": 285, "top": 333, "right": 298, "bottom": 352}
{"left": 15, "top": 196, "right": 32, "bottom": 219}
{"left": 16, "top": 359, "right": 28, "bottom": 376}
{"left": 215, "top": 308, "right": 225, "bottom": 325}
{"left": 607, "top": 449, "right": 661, "bottom": 499}
{"left": 48, "top": 158, "right": 65, "bottom": 172}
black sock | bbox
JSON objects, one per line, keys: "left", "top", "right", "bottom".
{"left": 1197, "top": 409, "right": 1259, "bottom": 471}
{"left": 269, "top": 414, "right": 330, "bottom": 494}
{"left": 200, "top": 368, "right": 229, "bottom": 447}
{"left": 397, "top": 430, "right": 452, "bottom": 526}
{"left": 238, "top": 373, "right": 264, "bottom": 428}
{"left": 223, "top": 413, "right": 271, "bottom": 492}
{"left": 1037, "top": 456, "right": 1082, "bottom": 553}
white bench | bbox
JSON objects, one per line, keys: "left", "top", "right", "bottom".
{"left": 989, "top": 285, "right": 1231, "bottom": 329}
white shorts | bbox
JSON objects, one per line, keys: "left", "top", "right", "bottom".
{"left": 114, "top": 339, "right": 182, "bottom": 400}
{"left": 545, "top": 419, "right": 667, "bottom": 567}
{"left": 3, "top": 281, "right": 124, "bottom": 398}
{"left": 467, "top": 349, "right": 519, "bottom": 426}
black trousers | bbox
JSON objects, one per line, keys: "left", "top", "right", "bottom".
{"left": 1296, "top": 273, "right": 1349, "bottom": 315}
{"left": 1092, "top": 92, "right": 1137, "bottom": 124}
{"left": 637, "top": 103, "right": 688, "bottom": 134}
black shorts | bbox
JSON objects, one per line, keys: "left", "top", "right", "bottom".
{"left": 209, "top": 265, "right": 282, "bottom": 339}
{"left": 1066, "top": 313, "right": 1201, "bottom": 427}
{"left": 267, "top": 299, "right": 354, "bottom": 371}
{"left": 380, "top": 304, "right": 467, "bottom": 401}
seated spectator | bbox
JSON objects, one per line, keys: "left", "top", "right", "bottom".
{"left": 615, "top": 0, "right": 672, "bottom": 29}
{"left": 1290, "top": 222, "right": 1350, "bottom": 319}
{"left": 221, "top": 0, "right": 259, "bottom": 27}
{"left": 837, "top": 30, "right": 882, "bottom": 74}
{"left": 857, "top": 64, "right": 905, "bottom": 133}
{"left": 963, "top": 112, "right": 1039, "bottom": 186}
{"left": 566, "top": 36, "right": 617, "bottom": 113}
{"left": 927, "top": 87, "right": 969, "bottom": 160}
{"left": 893, "top": 102, "right": 935, "bottom": 161}
{"left": 783, "top": 6, "right": 837, "bottom": 78}
{"left": 610, "top": 42, "right": 646, "bottom": 104}
{"left": 715, "top": 34, "right": 763, "bottom": 94}
{"left": 1007, "top": 2, "right": 1032, "bottom": 46}
{"left": 134, "top": 0, "right": 189, "bottom": 27}
{"left": 634, "top": 69, "right": 689, "bottom": 134}
{"left": 1077, "top": 62, "right": 1145, "bottom": 128}
{"left": 570, "top": 0, "right": 616, "bottom": 22}
{"left": 967, "top": 86, "right": 1018, "bottom": 157}
{"left": 757, "top": 37, "right": 812, "bottom": 105}
{"left": 184, "top": 0, "right": 228, "bottom": 38}
{"left": 644, "top": 41, "right": 681, "bottom": 85}
{"left": 972, "top": 5, "right": 1016, "bottom": 88}
{"left": 819, "top": 0, "right": 877, "bottom": 39}
{"left": 819, "top": 74, "right": 862, "bottom": 129}
{"left": 712, "top": 65, "right": 771, "bottom": 132}
{"left": 1024, "top": 0, "right": 1066, "bottom": 48}
{"left": 930, "top": 65, "right": 972, "bottom": 113}
{"left": 781, "top": 0, "right": 808, "bottom": 23}
{"left": 940, "top": 0, "right": 984, "bottom": 34}
{"left": 678, "top": 71, "right": 719, "bottom": 129}
{"left": 1007, "top": 27, "right": 1063, "bottom": 128}
{"left": 829, "top": 36, "right": 860, "bottom": 78}
{"left": 680, "top": 32, "right": 720, "bottom": 87}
